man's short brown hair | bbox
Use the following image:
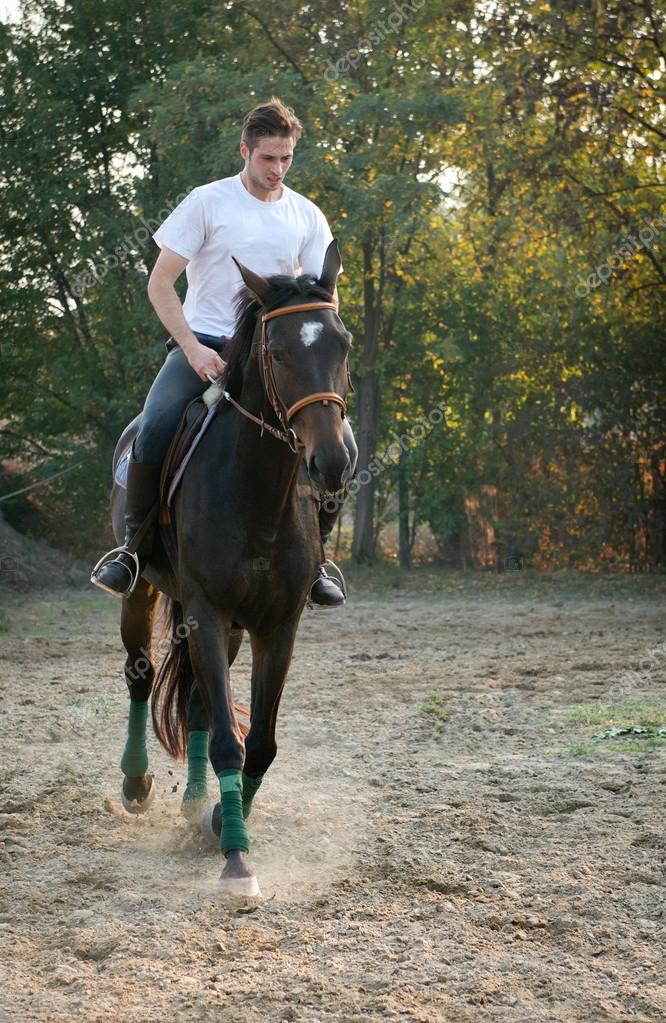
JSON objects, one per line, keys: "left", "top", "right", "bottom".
{"left": 241, "top": 97, "right": 303, "bottom": 153}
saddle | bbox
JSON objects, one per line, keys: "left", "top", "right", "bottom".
{"left": 114, "top": 380, "right": 225, "bottom": 526}
{"left": 159, "top": 380, "right": 225, "bottom": 523}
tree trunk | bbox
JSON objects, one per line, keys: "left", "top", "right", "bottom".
{"left": 352, "top": 238, "right": 381, "bottom": 564}
{"left": 398, "top": 446, "right": 411, "bottom": 569}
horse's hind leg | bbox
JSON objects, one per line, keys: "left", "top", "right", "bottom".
{"left": 119, "top": 577, "right": 160, "bottom": 814}
{"left": 181, "top": 628, "right": 244, "bottom": 823}
{"left": 181, "top": 683, "right": 209, "bottom": 822}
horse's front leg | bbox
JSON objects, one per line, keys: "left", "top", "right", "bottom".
{"left": 181, "top": 627, "right": 244, "bottom": 823}
{"left": 119, "top": 578, "right": 160, "bottom": 813}
{"left": 241, "top": 624, "right": 298, "bottom": 820}
{"left": 184, "top": 596, "right": 256, "bottom": 897}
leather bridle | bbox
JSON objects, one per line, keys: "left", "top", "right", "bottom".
{"left": 222, "top": 300, "right": 354, "bottom": 454}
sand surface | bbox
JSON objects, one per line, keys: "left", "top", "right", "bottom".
{"left": 1, "top": 581, "right": 664, "bottom": 1022}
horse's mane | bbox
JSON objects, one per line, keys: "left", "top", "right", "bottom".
{"left": 222, "top": 273, "right": 333, "bottom": 398}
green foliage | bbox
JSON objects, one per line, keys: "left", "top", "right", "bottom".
{"left": 420, "top": 693, "right": 449, "bottom": 725}
{"left": 565, "top": 701, "right": 666, "bottom": 727}
{"left": 566, "top": 736, "right": 666, "bottom": 757}
{"left": 0, "top": 0, "right": 663, "bottom": 566}
{"left": 563, "top": 698, "right": 666, "bottom": 756}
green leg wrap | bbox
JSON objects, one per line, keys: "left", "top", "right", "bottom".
{"left": 217, "top": 770, "right": 250, "bottom": 854}
{"left": 120, "top": 700, "right": 148, "bottom": 777}
{"left": 242, "top": 772, "right": 264, "bottom": 820}
{"left": 182, "top": 730, "right": 209, "bottom": 804}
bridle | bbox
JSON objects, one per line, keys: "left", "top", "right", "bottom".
{"left": 222, "top": 300, "right": 354, "bottom": 454}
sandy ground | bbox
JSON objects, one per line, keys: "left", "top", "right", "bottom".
{"left": 0, "top": 578, "right": 665, "bottom": 1023}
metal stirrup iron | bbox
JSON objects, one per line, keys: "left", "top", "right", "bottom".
{"left": 89, "top": 500, "right": 159, "bottom": 597}
{"left": 306, "top": 558, "right": 347, "bottom": 610}
{"left": 90, "top": 546, "right": 141, "bottom": 596}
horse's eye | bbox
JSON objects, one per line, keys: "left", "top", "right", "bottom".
{"left": 272, "top": 350, "right": 283, "bottom": 363}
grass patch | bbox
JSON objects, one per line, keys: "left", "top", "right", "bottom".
{"left": 564, "top": 699, "right": 666, "bottom": 732}
{"left": 420, "top": 693, "right": 449, "bottom": 724}
{"left": 565, "top": 700, "right": 666, "bottom": 727}
{"left": 0, "top": 587, "right": 120, "bottom": 639}
{"left": 562, "top": 700, "right": 666, "bottom": 757}
{"left": 339, "top": 562, "right": 666, "bottom": 602}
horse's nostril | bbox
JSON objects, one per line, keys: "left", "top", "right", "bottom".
{"left": 308, "top": 448, "right": 350, "bottom": 492}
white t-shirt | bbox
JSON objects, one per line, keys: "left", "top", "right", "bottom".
{"left": 152, "top": 173, "right": 342, "bottom": 337}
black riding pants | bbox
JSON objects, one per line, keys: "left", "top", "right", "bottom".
{"left": 133, "top": 333, "right": 225, "bottom": 464}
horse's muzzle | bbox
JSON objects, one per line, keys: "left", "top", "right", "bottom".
{"left": 308, "top": 445, "right": 351, "bottom": 496}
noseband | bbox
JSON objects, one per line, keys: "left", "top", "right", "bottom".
{"left": 222, "top": 300, "right": 354, "bottom": 453}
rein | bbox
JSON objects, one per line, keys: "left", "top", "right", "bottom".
{"left": 223, "top": 300, "right": 353, "bottom": 453}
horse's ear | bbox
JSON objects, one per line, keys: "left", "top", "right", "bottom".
{"left": 318, "top": 239, "right": 341, "bottom": 298}
{"left": 232, "top": 256, "right": 272, "bottom": 305}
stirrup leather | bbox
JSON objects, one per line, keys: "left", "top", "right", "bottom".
{"left": 90, "top": 546, "right": 141, "bottom": 597}
{"left": 306, "top": 558, "right": 347, "bottom": 610}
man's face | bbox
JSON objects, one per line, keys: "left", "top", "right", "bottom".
{"left": 240, "top": 135, "right": 294, "bottom": 195}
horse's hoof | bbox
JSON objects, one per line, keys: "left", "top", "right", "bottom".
{"left": 218, "top": 873, "right": 261, "bottom": 899}
{"left": 219, "top": 850, "right": 261, "bottom": 899}
{"left": 182, "top": 797, "right": 209, "bottom": 824}
{"left": 121, "top": 774, "right": 156, "bottom": 815}
{"left": 201, "top": 802, "right": 222, "bottom": 846}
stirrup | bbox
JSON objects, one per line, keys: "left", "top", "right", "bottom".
{"left": 306, "top": 558, "right": 348, "bottom": 610}
{"left": 90, "top": 546, "right": 141, "bottom": 598}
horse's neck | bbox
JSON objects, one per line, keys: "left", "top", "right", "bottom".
{"left": 230, "top": 361, "right": 302, "bottom": 526}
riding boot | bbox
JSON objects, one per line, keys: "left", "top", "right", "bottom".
{"left": 308, "top": 565, "right": 346, "bottom": 608}
{"left": 91, "top": 458, "right": 163, "bottom": 598}
{"left": 308, "top": 493, "right": 347, "bottom": 609}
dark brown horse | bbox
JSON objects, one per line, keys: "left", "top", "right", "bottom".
{"left": 110, "top": 241, "right": 353, "bottom": 896}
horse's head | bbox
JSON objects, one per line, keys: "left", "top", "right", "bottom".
{"left": 230, "top": 240, "right": 353, "bottom": 495}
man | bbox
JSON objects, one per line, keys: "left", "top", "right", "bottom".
{"left": 91, "top": 97, "right": 355, "bottom": 607}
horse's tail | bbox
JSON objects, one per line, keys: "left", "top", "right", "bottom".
{"left": 151, "top": 597, "right": 194, "bottom": 760}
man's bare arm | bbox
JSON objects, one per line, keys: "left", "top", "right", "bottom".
{"left": 147, "top": 246, "right": 226, "bottom": 380}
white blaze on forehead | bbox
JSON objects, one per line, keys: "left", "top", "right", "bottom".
{"left": 300, "top": 321, "right": 324, "bottom": 347}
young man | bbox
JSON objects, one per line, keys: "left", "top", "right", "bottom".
{"left": 92, "top": 97, "right": 355, "bottom": 607}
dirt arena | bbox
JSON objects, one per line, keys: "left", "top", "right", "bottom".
{"left": 1, "top": 575, "right": 664, "bottom": 1022}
